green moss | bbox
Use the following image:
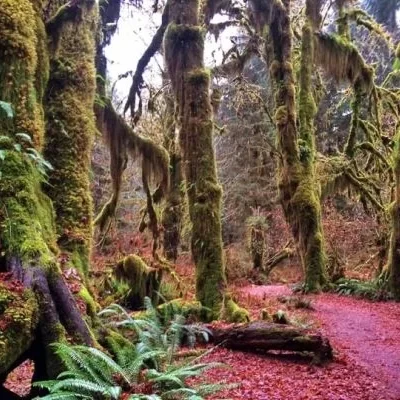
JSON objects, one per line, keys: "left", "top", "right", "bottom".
{"left": 0, "top": 282, "right": 39, "bottom": 375}
{"left": 393, "top": 44, "right": 400, "bottom": 71}
{"left": 114, "top": 255, "right": 161, "bottom": 309}
{"left": 165, "top": 5, "right": 227, "bottom": 319}
{"left": 78, "top": 286, "right": 98, "bottom": 316}
{"left": 0, "top": 0, "right": 47, "bottom": 146}
{"left": 0, "top": 151, "right": 57, "bottom": 266}
{"left": 223, "top": 298, "right": 250, "bottom": 323}
{"left": 164, "top": 23, "right": 204, "bottom": 47}
{"left": 43, "top": 1, "right": 98, "bottom": 277}
{"left": 187, "top": 68, "right": 210, "bottom": 85}
{"left": 158, "top": 299, "right": 206, "bottom": 322}
{"left": 291, "top": 171, "right": 328, "bottom": 292}
{"left": 275, "top": 106, "right": 288, "bottom": 126}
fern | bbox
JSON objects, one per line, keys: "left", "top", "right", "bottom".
{"left": 36, "top": 298, "right": 228, "bottom": 399}
{"left": 335, "top": 278, "right": 392, "bottom": 300}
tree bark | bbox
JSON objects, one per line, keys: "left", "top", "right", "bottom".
{"left": 249, "top": 0, "right": 328, "bottom": 291}
{"left": 43, "top": 0, "right": 98, "bottom": 278}
{"left": 164, "top": 0, "right": 227, "bottom": 317}
{"left": 0, "top": 0, "right": 96, "bottom": 388}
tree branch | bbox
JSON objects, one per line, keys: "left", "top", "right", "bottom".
{"left": 124, "top": 4, "right": 170, "bottom": 116}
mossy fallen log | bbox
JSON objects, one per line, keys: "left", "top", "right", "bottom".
{"left": 210, "top": 321, "right": 333, "bottom": 363}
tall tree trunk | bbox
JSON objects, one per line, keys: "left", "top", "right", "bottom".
{"left": 44, "top": 0, "right": 98, "bottom": 278}
{"left": 0, "top": 0, "right": 95, "bottom": 387}
{"left": 162, "top": 90, "right": 184, "bottom": 261}
{"left": 387, "top": 48, "right": 400, "bottom": 300}
{"left": 164, "top": 0, "right": 242, "bottom": 318}
{"left": 250, "top": 0, "right": 327, "bottom": 291}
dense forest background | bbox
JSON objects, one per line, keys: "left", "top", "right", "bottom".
{"left": 0, "top": 0, "right": 400, "bottom": 399}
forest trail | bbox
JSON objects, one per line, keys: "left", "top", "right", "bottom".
{"left": 239, "top": 285, "right": 400, "bottom": 399}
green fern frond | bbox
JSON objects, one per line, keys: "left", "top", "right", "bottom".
{"left": 35, "top": 392, "right": 91, "bottom": 400}
{"left": 74, "top": 345, "right": 131, "bottom": 384}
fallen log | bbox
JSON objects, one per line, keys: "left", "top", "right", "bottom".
{"left": 264, "top": 245, "right": 294, "bottom": 275}
{"left": 210, "top": 321, "right": 333, "bottom": 363}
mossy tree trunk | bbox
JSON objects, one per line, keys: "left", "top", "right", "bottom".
{"left": 43, "top": 0, "right": 98, "bottom": 278}
{"left": 0, "top": 0, "right": 96, "bottom": 390}
{"left": 250, "top": 0, "right": 327, "bottom": 291}
{"left": 387, "top": 49, "right": 400, "bottom": 300}
{"left": 162, "top": 90, "right": 184, "bottom": 261}
{"left": 164, "top": 0, "right": 227, "bottom": 316}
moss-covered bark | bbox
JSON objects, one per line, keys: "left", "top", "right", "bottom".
{"left": 0, "top": 280, "right": 39, "bottom": 377}
{"left": 0, "top": 0, "right": 95, "bottom": 386}
{"left": 388, "top": 161, "right": 400, "bottom": 300}
{"left": 43, "top": 0, "right": 98, "bottom": 277}
{"left": 250, "top": 0, "right": 327, "bottom": 291}
{"left": 114, "top": 255, "right": 161, "bottom": 309}
{"left": 0, "top": 0, "right": 56, "bottom": 267}
{"left": 162, "top": 92, "right": 184, "bottom": 261}
{"left": 164, "top": 0, "right": 246, "bottom": 319}
{"left": 387, "top": 49, "right": 400, "bottom": 300}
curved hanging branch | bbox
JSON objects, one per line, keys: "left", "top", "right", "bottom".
{"left": 314, "top": 32, "right": 374, "bottom": 92}
{"left": 95, "top": 103, "right": 169, "bottom": 233}
{"left": 124, "top": 4, "right": 170, "bottom": 117}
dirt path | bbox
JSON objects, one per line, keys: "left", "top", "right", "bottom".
{"left": 239, "top": 285, "right": 400, "bottom": 399}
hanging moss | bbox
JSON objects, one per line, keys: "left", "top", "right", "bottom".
{"left": 315, "top": 33, "right": 374, "bottom": 93}
{"left": 95, "top": 102, "right": 170, "bottom": 235}
{"left": 43, "top": 0, "right": 98, "bottom": 277}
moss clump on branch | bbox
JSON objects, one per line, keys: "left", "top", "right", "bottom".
{"left": 315, "top": 32, "right": 374, "bottom": 93}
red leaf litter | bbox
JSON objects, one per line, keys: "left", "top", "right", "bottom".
{"left": 5, "top": 283, "right": 400, "bottom": 400}
{"left": 199, "top": 285, "right": 400, "bottom": 400}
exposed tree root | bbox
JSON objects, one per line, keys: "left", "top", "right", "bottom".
{"left": 0, "top": 256, "right": 93, "bottom": 393}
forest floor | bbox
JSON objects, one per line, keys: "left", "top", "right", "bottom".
{"left": 201, "top": 284, "right": 400, "bottom": 400}
{"left": 5, "top": 282, "right": 400, "bottom": 399}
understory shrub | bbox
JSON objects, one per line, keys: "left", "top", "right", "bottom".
{"left": 34, "top": 298, "right": 230, "bottom": 400}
